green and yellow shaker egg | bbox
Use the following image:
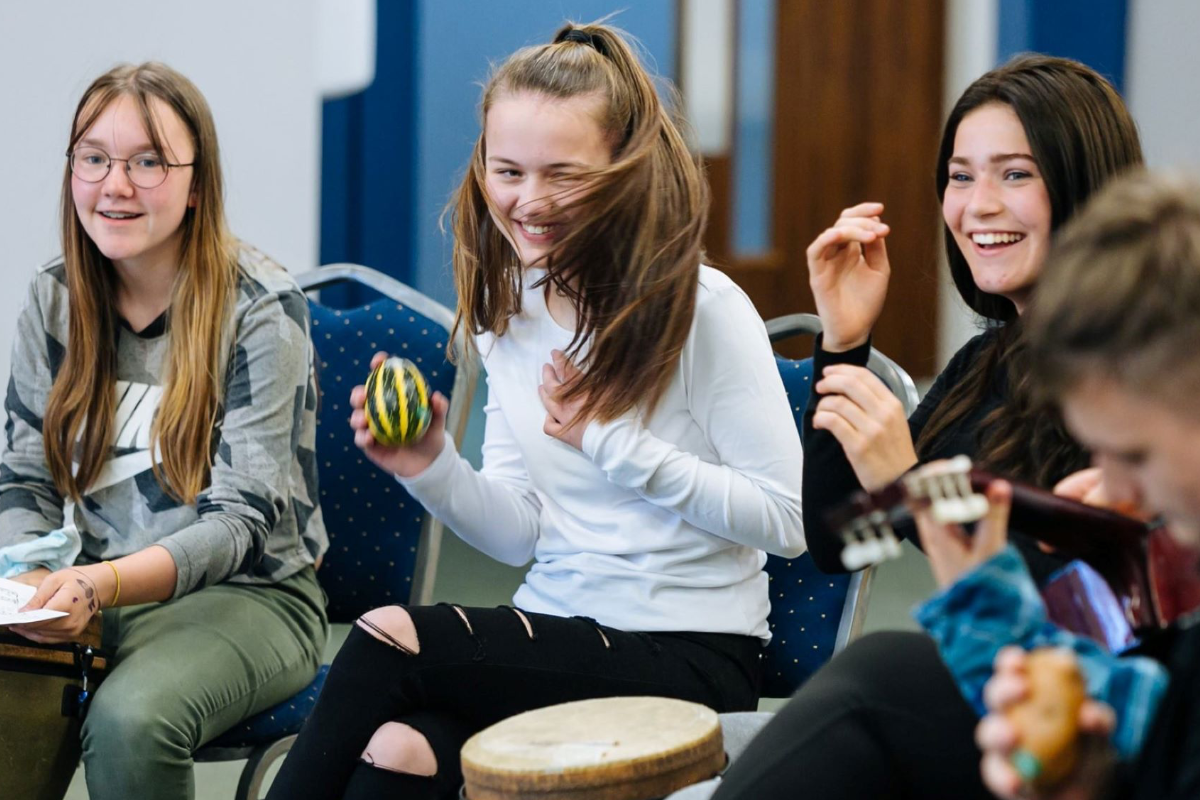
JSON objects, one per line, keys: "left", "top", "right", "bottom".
{"left": 364, "top": 357, "right": 432, "bottom": 447}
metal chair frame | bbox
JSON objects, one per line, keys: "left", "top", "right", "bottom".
{"left": 195, "top": 264, "right": 477, "bottom": 799}
{"left": 765, "top": 313, "right": 920, "bottom": 412}
{"left": 765, "top": 312, "right": 921, "bottom": 661}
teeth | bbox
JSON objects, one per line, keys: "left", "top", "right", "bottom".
{"left": 521, "top": 222, "right": 552, "bottom": 235}
{"left": 101, "top": 212, "right": 139, "bottom": 220}
{"left": 971, "top": 232, "right": 1024, "bottom": 246}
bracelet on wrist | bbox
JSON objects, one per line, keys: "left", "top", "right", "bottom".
{"left": 102, "top": 560, "right": 121, "bottom": 607}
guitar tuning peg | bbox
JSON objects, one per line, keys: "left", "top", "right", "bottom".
{"left": 932, "top": 496, "right": 969, "bottom": 523}
{"left": 840, "top": 540, "right": 869, "bottom": 571}
{"left": 857, "top": 537, "right": 886, "bottom": 565}
{"left": 931, "top": 490, "right": 990, "bottom": 524}
{"left": 962, "top": 494, "right": 990, "bottom": 519}
{"left": 880, "top": 530, "right": 903, "bottom": 560}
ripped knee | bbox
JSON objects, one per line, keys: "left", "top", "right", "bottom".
{"left": 357, "top": 605, "right": 420, "bottom": 655}
{"left": 509, "top": 606, "right": 535, "bottom": 640}
{"left": 361, "top": 722, "right": 438, "bottom": 776}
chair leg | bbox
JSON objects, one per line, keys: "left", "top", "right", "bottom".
{"left": 235, "top": 734, "right": 298, "bottom": 800}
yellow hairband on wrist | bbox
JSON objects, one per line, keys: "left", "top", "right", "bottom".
{"left": 102, "top": 560, "right": 121, "bottom": 607}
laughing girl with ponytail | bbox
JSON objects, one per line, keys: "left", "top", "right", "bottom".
{"left": 270, "top": 22, "right": 804, "bottom": 800}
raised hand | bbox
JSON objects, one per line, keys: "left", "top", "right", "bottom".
{"left": 812, "top": 364, "right": 916, "bottom": 490}
{"left": 806, "top": 202, "right": 892, "bottom": 352}
{"left": 350, "top": 352, "right": 448, "bottom": 478}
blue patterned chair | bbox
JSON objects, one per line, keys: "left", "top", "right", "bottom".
{"left": 699, "top": 313, "right": 921, "bottom": 787}
{"left": 759, "top": 312, "right": 920, "bottom": 696}
{"left": 194, "top": 264, "right": 476, "bottom": 800}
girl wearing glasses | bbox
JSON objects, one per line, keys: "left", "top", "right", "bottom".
{"left": 268, "top": 22, "right": 803, "bottom": 800}
{"left": 0, "top": 63, "right": 327, "bottom": 799}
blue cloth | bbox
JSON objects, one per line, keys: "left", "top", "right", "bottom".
{"left": 0, "top": 527, "right": 81, "bottom": 578}
{"left": 915, "top": 545, "right": 1169, "bottom": 760}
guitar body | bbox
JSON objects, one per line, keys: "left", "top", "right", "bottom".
{"left": 1149, "top": 529, "right": 1200, "bottom": 624}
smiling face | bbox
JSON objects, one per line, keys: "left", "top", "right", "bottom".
{"left": 71, "top": 94, "right": 195, "bottom": 274}
{"left": 1061, "top": 375, "right": 1200, "bottom": 547}
{"left": 483, "top": 91, "right": 612, "bottom": 268}
{"left": 942, "top": 103, "right": 1052, "bottom": 314}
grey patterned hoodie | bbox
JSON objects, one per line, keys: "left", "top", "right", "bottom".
{"left": 0, "top": 246, "right": 328, "bottom": 598}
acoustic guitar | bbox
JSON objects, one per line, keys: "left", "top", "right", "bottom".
{"left": 827, "top": 456, "right": 1200, "bottom": 647}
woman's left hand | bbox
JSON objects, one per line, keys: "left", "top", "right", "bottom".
{"left": 913, "top": 477, "right": 1012, "bottom": 589}
{"left": 9, "top": 565, "right": 110, "bottom": 644}
{"left": 539, "top": 350, "right": 591, "bottom": 451}
{"left": 813, "top": 364, "right": 917, "bottom": 490}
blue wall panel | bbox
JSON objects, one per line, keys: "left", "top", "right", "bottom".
{"left": 998, "top": 0, "right": 1128, "bottom": 93}
{"left": 320, "top": 0, "right": 419, "bottom": 307}
{"left": 733, "top": 0, "right": 777, "bottom": 258}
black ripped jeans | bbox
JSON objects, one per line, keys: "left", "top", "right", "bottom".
{"left": 267, "top": 604, "right": 762, "bottom": 800}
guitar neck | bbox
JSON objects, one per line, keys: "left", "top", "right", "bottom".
{"left": 994, "top": 474, "right": 1148, "bottom": 556}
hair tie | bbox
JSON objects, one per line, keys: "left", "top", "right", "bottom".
{"left": 557, "top": 28, "right": 607, "bottom": 57}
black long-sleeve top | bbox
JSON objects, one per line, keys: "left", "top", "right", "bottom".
{"left": 801, "top": 327, "right": 1067, "bottom": 584}
{"left": 1118, "top": 622, "right": 1200, "bottom": 799}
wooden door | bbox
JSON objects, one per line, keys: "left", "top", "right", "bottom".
{"left": 682, "top": 0, "right": 946, "bottom": 375}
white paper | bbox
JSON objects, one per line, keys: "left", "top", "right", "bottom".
{"left": 0, "top": 576, "right": 68, "bottom": 626}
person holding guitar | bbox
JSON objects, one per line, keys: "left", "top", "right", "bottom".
{"left": 711, "top": 56, "right": 1145, "bottom": 800}
{"left": 953, "top": 171, "right": 1200, "bottom": 799}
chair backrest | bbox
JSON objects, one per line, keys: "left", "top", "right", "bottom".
{"left": 296, "top": 264, "right": 476, "bottom": 622}
{"left": 759, "top": 313, "right": 919, "bottom": 697}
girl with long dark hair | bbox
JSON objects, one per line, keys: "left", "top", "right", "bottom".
{"left": 710, "top": 55, "right": 1145, "bottom": 800}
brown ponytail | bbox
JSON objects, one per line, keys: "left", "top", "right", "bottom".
{"left": 447, "top": 21, "right": 708, "bottom": 422}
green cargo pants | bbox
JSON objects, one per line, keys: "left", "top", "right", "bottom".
{"left": 78, "top": 568, "right": 326, "bottom": 800}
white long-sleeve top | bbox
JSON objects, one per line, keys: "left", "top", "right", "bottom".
{"left": 400, "top": 266, "right": 804, "bottom": 640}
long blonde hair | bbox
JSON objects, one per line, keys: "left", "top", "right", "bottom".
{"left": 448, "top": 22, "right": 708, "bottom": 422}
{"left": 45, "top": 62, "right": 237, "bottom": 503}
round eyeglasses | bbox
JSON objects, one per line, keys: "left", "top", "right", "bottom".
{"left": 67, "top": 147, "right": 194, "bottom": 189}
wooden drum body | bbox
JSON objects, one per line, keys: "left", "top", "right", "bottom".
{"left": 0, "top": 618, "right": 107, "bottom": 800}
{"left": 461, "top": 697, "right": 724, "bottom": 800}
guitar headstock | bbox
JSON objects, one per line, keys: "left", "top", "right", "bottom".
{"left": 901, "top": 455, "right": 991, "bottom": 524}
{"left": 831, "top": 456, "right": 989, "bottom": 570}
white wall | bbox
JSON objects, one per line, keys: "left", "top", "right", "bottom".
{"left": 1127, "top": 0, "right": 1200, "bottom": 172}
{"left": 937, "top": 0, "right": 997, "bottom": 370}
{"left": 0, "top": 0, "right": 324, "bottom": 384}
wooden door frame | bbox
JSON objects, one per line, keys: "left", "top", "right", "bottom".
{"left": 676, "top": 0, "right": 946, "bottom": 374}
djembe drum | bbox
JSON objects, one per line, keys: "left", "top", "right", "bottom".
{"left": 0, "top": 616, "right": 108, "bottom": 800}
{"left": 460, "top": 697, "right": 724, "bottom": 800}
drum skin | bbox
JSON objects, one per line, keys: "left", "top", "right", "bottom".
{"left": 461, "top": 696, "right": 724, "bottom": 800}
